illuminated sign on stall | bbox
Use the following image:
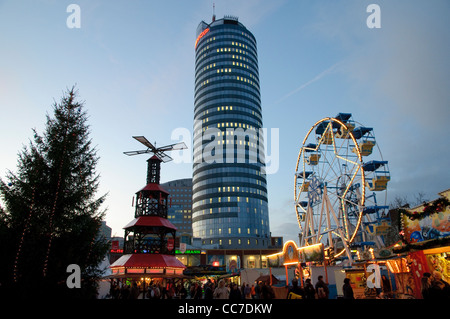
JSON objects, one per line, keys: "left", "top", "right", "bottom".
{"left": 299, "top": 243, "right": 325, "bottom": 263}
{"left": 175, "top": 249, "right": 202, "bottom": 255}
{"left": 195, "top": 28, "right": 210, "bottom": 49}
{"left": 266, "top": 241, "right": 325, "bottom": 266}
{"left": 283, "top": 240, "right": 300, "bottom": 265}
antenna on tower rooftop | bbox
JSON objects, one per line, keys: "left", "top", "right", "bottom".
{"left": 212, "top": 2, "right": 216, "bottom": 22}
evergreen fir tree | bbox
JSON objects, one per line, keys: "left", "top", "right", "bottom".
{"left": 0, "top": 87, "right": 109, "bottom": 298}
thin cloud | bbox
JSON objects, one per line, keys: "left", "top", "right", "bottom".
{"left": 275, "top": 61, "right": 342, "bottom": 104}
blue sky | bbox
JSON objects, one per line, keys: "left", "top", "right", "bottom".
{"left": 1, "top": 0, "right": 449, "bottom": 243}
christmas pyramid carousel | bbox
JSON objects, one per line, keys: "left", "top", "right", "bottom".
{"left": 110, "top": 136, "right": 187, "bottom": 279}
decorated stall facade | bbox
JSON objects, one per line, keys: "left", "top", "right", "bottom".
{"left": 266, "top": 241, "right": 333, "bottom": 295}
{"left": 394, "top": 189, "right": 450, "bottom": 298}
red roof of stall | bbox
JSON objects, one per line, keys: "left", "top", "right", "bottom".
{"left": 110, "top": 254, "right": 185, "bottom": 269}
{"left": 123, "top": 216, "right": 177, "bottom": 230}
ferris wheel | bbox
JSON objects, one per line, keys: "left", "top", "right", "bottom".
{"left": 294, "top": 113, "right": 390, "bottom": 262}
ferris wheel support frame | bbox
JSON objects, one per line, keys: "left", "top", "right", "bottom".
{"left": 354, "top": 187, "right": 385, "bottom": 250}
{"left": 323, "top": 186, "right": 353, "bottom": 262}
{"left": 300, "top": 185, "right": 354, "bottom": 263}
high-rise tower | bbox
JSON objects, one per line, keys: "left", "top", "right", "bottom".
{"left": 192, "top": 16, "right": 270, "bottom": 249}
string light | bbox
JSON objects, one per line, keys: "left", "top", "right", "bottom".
{"left": 43, "top": 103, "right": 72, "bottom": 277}
{"left": 13, "top": 187, "right": 36, "bottom": 283}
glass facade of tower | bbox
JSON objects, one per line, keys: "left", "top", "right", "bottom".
{"left": 192, "top": 17, "right": 270, "bottom": 249}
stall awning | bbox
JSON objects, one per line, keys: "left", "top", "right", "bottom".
{"left": 110, "top": 254, "right": 186, "bottom": 269}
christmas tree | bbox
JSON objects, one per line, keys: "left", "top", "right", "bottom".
{"left": 0, "top": 87, "right": 109, "bottom": 298}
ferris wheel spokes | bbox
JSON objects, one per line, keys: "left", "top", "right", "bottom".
{"left": 323, "top": 186, "right": 353, "bottom": 261}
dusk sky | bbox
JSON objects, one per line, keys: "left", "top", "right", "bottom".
{"left": 1, "top": 0, "right": 449, "bottom": 243}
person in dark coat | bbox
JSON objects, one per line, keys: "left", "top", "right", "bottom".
{"left": 421, "top": 273, "right": 432, "bottom": 299}
{"left": 381, "top": 275, "right": 392, "bottom": 298}
{"left": 286, "top": 278, "right": 305, "bottom": 299}
{"left": 315, "top": 275, "right": 329, "bottom": 299}
{"left": 260, "top": 282, "right": 275, "bottom": 299}
{"left": 304, "top": 278, "right": 316, "bottom": 299}
{"left": 204, "top": 281, "right": 213, "bottom": 299}
{"left": 342, "top": 278, "right": 354, "bottom": 299}
{"left": 255, "top": 282, "right": 262, "bottom": 299}
{"left": 429, "top": 271, "right": 450, "bottom": 299}
{"left": 179, "top": 284, "right": 187, "bottom": 299}
{"left": 229, "top": 283, "right": 242, "bottom": 300}
{"left": 194, "top": 283, "right": 203, "bottom": 299}
{"left": 121, "top": 284, "right": 130, "bottom": 299}
{"left": 129, "top": 282, "right": 140, "bottom": 299}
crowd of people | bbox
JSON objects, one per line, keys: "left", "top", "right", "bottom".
{"left": 287, "top": 274, "right": 390, "bottom": 299}
{"left": 108, "top": 279, "right": 277, "bottom": 299}
{"left": 109, "top": 281, "right": 187, "bottom": 299}
{"left": 108, "top": 269, "right": 450, "bottom": 300}
{"left": 286, "top": 275, "right": 331, "bottom": 299}
{"left": 107, "top": 276, "right": 329, "bottom": 300}
{"left": 190, "top": 279, "right": 276, "bottom": 299}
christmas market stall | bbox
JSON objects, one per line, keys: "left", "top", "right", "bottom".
{"left": 336, "top": 253, "right": 404, "bottom": 299}
{"left": 393, "top": 189, "right": 450, "bottom": 299}
{"left": 266, "top": 241, "right": 341, "bottom": 298}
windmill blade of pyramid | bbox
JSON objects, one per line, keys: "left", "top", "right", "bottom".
{"left": 133, "top": 136, "right": 156, "bottom": 150}
{"left": 156, "top": 151, "right": 173, "bottom": 163}
{"left": 123, "top": 149, "right": 152, "bottom": 156}
{"left": 157, "top": 142, "right": 188, "bottom": 152}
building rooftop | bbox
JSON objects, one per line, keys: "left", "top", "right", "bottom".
{"left": 196, "top": 16, "right": 250, "bottom": 37}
